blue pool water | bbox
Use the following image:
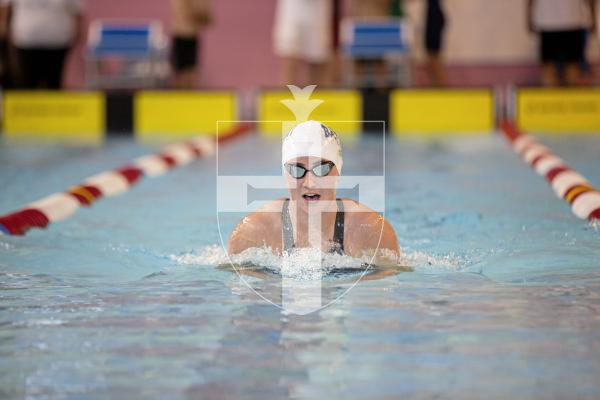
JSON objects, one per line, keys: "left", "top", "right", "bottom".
{"left": 1, "top": 132, "right": 600, "bottom": 399}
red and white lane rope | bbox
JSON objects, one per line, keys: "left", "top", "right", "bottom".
{"left": 0, "top": 124, "right": 252, "bottom": 236}
{"left": 500, "top": 120, "right": 600, "bottom": 222}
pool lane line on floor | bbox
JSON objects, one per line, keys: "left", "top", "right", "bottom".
{"left": 0, "top": 123, "right": 253, "bottom": 236}
{"left": 500, "top": 120, "right": 600, "bottom": 222}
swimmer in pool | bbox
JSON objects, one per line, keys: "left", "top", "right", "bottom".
{"left": 228, "top": 120, "right": 400, "bottom": 264}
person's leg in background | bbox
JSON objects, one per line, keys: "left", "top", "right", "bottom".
{"left": 539, "top": 31, "right": 560, "bottom": 86}
{"left": 541, "top": 30, "right": 585, "bottom": 87}
{"left": 273, "top": 0, "right": 302, "bottom": 86}
{"left": 540, "top": 63, "right": 560, "bottom": 86}
{"left": 274, "top": 0, "right": 333, "bottom": 87}
{"left": 304, "top": 0, "right": 332, "bottom": 87}
{"left": 0, "top": 3, "right": 11, "bottom": 88}
{"left": 564, "top": 29, "right": 586, "bottom": 86}
{"left": 280, "top": 57, "right": 302, "bottom": 87}
{"left": 5, "top": 43, "right": 21, "bottom": 87}
{"left": 43, "top": 48, "right": 68, "bottom": 89}
{"left": 426, "top": 51, "right": 446, "bottom": 87}
{"left": 424, "top": 0, "right": 447, "bottom": 87}
{"left": 579, "top": 30, "right": 592, "bottom": 84}
{"left": 565, "top": 63, "right": 582, "bottom": 86}
{"left": 172, "top": 36, "right": 198, "bottom": 89}
{"left": 328, "top": 0, "right": 342, "bottom": 87}
{"left": 15, "top": 48, "right": 43, "bottom": 88}
{"left": 307, "top": 62, "right": 329, "bottom": 87}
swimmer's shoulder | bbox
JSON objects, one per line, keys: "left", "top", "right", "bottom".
{"left": 338, "top": 198, "right": 383, "bottom": 224}
{"left": 240, "top": 198, "right": 287, "bottom": 224}
{"left": 228, "top": 198, "right": 286, "bottom": 254}
{"left": 254, "top": 198, "right": 287, "bottom": 214}
{"left": 338, "top": 198, "right": 400, "bottom": 255}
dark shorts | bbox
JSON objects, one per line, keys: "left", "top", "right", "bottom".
{"left": 540, "top": 29, "right": 585, "bottom": 63}
{"left": 332, "top": 0, "right": 341, "bottom": 49}
{"left": 171, "top": 36, "right": 199, "bottom": 71}
{"left": 425, "top": 10, "right": 445, "bottom": 53}
{"left": 16, "top": 47, "right": 68, "bottom": 89}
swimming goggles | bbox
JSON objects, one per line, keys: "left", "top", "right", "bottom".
{"left": 285, "top": 161, "right": 335, "bottom": 179}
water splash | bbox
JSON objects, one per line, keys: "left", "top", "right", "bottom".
{"left": 170, "top": 245, "right": 365, "bottom": 280}
{"left": 588, "top": 219, "right": 600, "bottom": 232}
{"left": 170, "top": 244, "right": 227, "bottom": 265}
{"left": 399, "top": 251, "right": 465, "bottom": 272}
{"left": 169, "top": 245, "right": 465, "bottom": 278}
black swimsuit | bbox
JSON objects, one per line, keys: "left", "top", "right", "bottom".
{"left": 281, "top": 199, "right": 345, "bottom": 254}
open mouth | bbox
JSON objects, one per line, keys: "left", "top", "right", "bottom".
{"left": 302, "top": 193, "right": 321, "bottom": 202}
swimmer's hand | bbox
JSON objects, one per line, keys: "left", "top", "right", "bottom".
{"left": 359, "top": 263, "right": 412, "bottom": 281}
{"left": 218, "top": 261, "right": 263, "bottom": 271}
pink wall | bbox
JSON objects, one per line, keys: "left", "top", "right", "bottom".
{"left": 64, "top": 0, "right": 281, "bottom": 89}
{"left": 64, "top": 0, "right": 598, "bottom": 89}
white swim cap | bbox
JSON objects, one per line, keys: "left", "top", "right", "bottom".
{"left": 282, "top": 121, "right": 343, "bottom": 173}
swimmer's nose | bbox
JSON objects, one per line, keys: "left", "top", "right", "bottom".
{"left": 303, "top": 172, "right": 318, "bottom": 189}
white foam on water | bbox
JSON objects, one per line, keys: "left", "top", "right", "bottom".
{"left": 170, "top": 244, "right": 228, "bottom": 265}
{"left": 169, "top": 245, "right": 465, "bottom": 278}
{"left": 13, "top": 318, "right": 65, "bottom": 328}
{"left": 399, "top": 251, "right": 465, "bottom": 272}
{"left": 170, "top": 245, "right": 364, "bottom": 280}
{"left": 0, "top": 241, "right": 14, "bottom": 250}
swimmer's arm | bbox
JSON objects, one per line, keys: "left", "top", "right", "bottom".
{"left": 228, "top": 199, "right": 286, "bottom": 255}
{"left": 228, "top": 217, "right": 266, "bottom": 255}
{"left": 377, "top": 218, "right": 400, "bottom": 251}
{"left": 371, "top": 219, "right": 401, "bottom": 264}
{"left": 346, "top": 214, "right": 401, "bottom": 264}
{"left": 360, "top": 214, "right": 400, "bottom": 254}
{"left": 227, "top": 205, "right": 285, "bottom": 255}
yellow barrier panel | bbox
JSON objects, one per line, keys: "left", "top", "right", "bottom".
{"left": 390, "top": 89, "right": 494, "bottom": 134}
{"left": 135, "top": 91, "right": 237, "bottom": 141}
{"left": 3, "top": 91, "right": 104, "bottom": 144}
{"left": 258, "top": 90, "right": 362, "bottom": 136}
{"left": 517, "top": 89, "right": 600, "bottom": 133}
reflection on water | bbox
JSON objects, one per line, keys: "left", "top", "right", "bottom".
{"left": 2, "top": 269, "right": 600, "bottom": 399}
{"left": 172, "top": 244, "right": 451, "bottom": 277}
{"left": 174, "top": 245, "right": 412, "bottom": 313}
{"left": 2, "top": 135, "right": 600, "bottom": 397}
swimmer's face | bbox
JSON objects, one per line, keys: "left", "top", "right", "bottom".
{"left": 284, "top": 156, "right": 339, "bottom": 213}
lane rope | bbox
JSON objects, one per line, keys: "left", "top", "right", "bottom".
{"left": 500, "top": 120, "right": 600, "bottom": 222}
{"left": 0, "top": 124, "right": 252, "bottom": 236}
